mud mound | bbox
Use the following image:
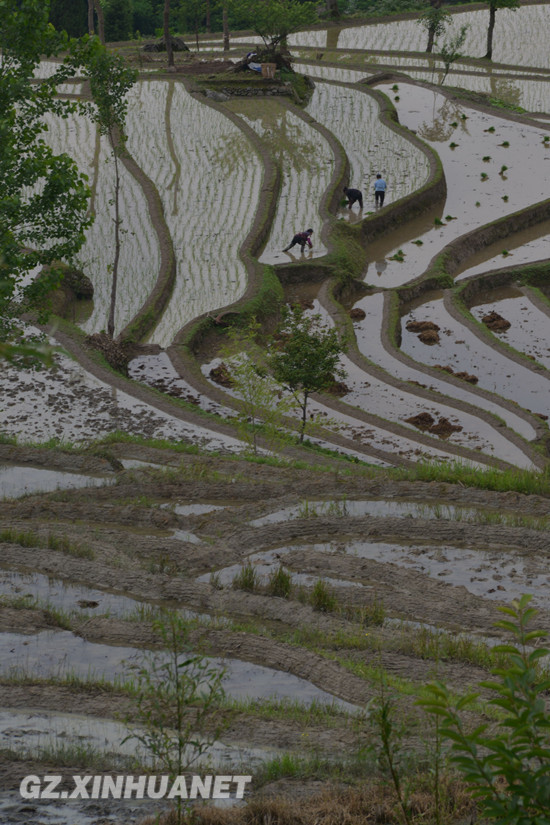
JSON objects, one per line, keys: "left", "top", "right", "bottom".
{"left": 209, "top": 362, "right": 234, "bottom": 388}
{"left": 349, "top": 308, "right": 366, "bottom": 320}
{"left": 419, "top": 329, "right": 440, "bottom": 344}
{"left": 406, "top": 320, "right": 440, "bottom": 332}
{"left": 143, "top": 35, "right": 189, "bottom": 52}
{"left": 326, "top": 381, "right": 350, "bottom": 397}
{"left": 405, "top": 412, "right": 463, "bottom": 438}
{"left": 482, "top": 311, "right": 511, "bottom": 332}
{"left": 405, "top": 412, "right": 434, "bottom": 431}
{"left": 435, "top": 365, "right": 478, "bottom": 384}
{"left": 430, "top": 416, "right": 463, "bottom": 438}
{"left": 84, "top": 333, "right": 129, "bottom": 376}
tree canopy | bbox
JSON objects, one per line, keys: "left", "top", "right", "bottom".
{"left": 229, "top": 0, "right": 316, "bottom": 52}
{"left": 0, "top": 0, "right": 91, "bottom": 354}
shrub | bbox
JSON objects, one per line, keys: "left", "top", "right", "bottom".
{"left": 266, "top": 566, "right": 293, "bottom": 598}
{"left": 420, "top": 595, "right": 550, "bottom": 824}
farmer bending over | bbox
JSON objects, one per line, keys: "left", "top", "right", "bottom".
{"left": 283, "top": 228, "right": 313, "bottom": 253}
{"left": 343, "top": 186, "right": 363, "bottom": 210}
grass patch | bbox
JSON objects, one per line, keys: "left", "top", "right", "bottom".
{"left": 0, "top": 527, "right": 94, "bottom": 559}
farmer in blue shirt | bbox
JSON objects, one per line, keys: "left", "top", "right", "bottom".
{"left": 374, "top": 174, "right": 387, "bottom": 207}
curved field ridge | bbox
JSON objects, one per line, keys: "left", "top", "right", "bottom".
{"left": 126, "top": 81, "right": 263, "bottom": 348}
{"left": 306, "top": 82, "right": 430, "bottom": 209}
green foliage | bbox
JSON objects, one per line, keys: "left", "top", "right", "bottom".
{"left": 420, "top": 595, "right": 550, "bottom": 824}
{"left": 310, "top": 579, "right": 338, "bottom": 613}
{"left": 418, "top": 5, "right": 450, "bottom": 53}
{"left": 229, "top": 0, "right": 316, "bottom": 52}
{"left": 439, "top": 25, "right": 469, "bottom": 84}
{"left": 270, "top": 305, "right": 347, "bottom": 442}
{"left": 105, "top": 0, "right": 133, "bottom": 41}
{"left": 220, "top": 319, "right": 294, "bottom": 455}
{"left": 266, "top": 565, "right": 293, "bottom": 598}
{"left": 0, "top": 0, "right": 91, "bottom": 355}
{"left": 232, "top": 562, "right": 258, "bottom": 592}
{"left": 123, "top": 611, "right": 226, "bottom": 822}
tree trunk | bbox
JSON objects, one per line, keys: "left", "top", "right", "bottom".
{"left": 94, "top": 0, "right": 105, "bottom": 44}
{"left": 426, "top": 27, "right": 435, "bottom": 53}
{"left": 299, "top": 391, "right": 308, "bottom": 442}
{"left": 206, "top": 0, "right": 211, "bottom": 33}
{"left": 164, "top": 0, "right": 174, "bottom": 68}
{"left": 485, "top": 3, "right": 496, "bottom": 60}
{"left": 88, "top": 0, "right": 95, "bottom": 35}
{"left": 107, "top": 133, "right": 121, "bottom": 339}
{"left": 326, "top": 0, "right": 340, "bottom": 19}
{"left": 223, "top": 4, "right": 229, "bottom": 52}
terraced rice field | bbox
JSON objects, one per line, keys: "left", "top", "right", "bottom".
{"left": 4, "top": 4, "right": 550, "bottom": 822}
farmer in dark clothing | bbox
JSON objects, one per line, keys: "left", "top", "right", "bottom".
{"left": 343, "top": 186, "right": 363, "bottom": 210}
{"left": 283, "top": 228, "right": 313, "bottom": 253}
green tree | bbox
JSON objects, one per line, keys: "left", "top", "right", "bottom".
{"left": 70, "top": 38, "right": 137, "bottom": 337}
{"left": 439, "top": 24, "right": 468, "bottom": 84}
{"left": 221, "top": 320, "right": 294, "bottom": 455}
{"left": 124, "top": 611, "right": 227, "bottom": 824}
{"left": 104, "top": 0, "right": 133, "bottom": 40}
{"left": 485, "top": 0, "right": 519, "bottom": 61}
{"left": 418, "top": 2, "right": 450, "bottom": 53}
{"left": 230, "top": 0, "right": 316, "bottom": 56}
{"left": 49, "top": 0, "right": 88, "bottom": 37}
{"left": 270, "top": 305, "right": 347, "bottom": 442}
{"left": 0, "top": 0, "right": 91, "bottom": 358}
{"left": 420, "top": 595, "right": 550, "bottom": 824}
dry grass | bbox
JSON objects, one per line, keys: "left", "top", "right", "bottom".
{"left": 144, "top": 778, "right": 474, "bottom": 825}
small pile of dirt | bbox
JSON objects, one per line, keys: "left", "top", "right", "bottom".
{"left": 406, "top": 320, "right": 440, "bottom": 333}
{"left": 434, "top": 364, "right": 478, "bottom": 383}
{"left": 349, "top": 308, "right": 366, "bottom": 320}
{"left": 405, "top": 411, "right": 463, "bottom": 438}
{"left": 430, "top": 417, "right": 463, "bottom": 438}
{"left": 209, "top": 362, "right": 234, "bottom": 388}
{"left": 535, "top": 412, "right": 549, "bottom": 421}
{"left": 85, "top": 332, "right": 129, "bottom": 376}
{"left": 481, "top": 311, "right": 511, "bottom": 332}
{"left": 455, "top": 371, "right": 478, "bottom": 384}
{"left": 405, "top": 412, "right": 435, "bottom": 431}
{"left": 327, "top": 381, "right": 350, "bottom": 397}
{"left": 418, "top": 329, "right": 440, "bottom": 344}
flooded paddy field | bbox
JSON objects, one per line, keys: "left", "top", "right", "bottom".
{"left": 6, "top": 5, "right": 550, "bottom": 821}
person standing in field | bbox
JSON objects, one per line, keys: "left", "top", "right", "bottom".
{"left": 374, "top": 174, "right": 387, "bottom": 207}
{"left": 343, "top": 186, "right": 363, "bottom": 210}
{"left": 283, "top": 228, "right": 313, "bottom": 254}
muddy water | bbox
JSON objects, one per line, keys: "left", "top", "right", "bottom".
{"left": 250, "top": 498, "right": 498, "bottom": 527}
{"left": 200, "top": 357, "right": 475, "bottom": 466}
{"left": 128, "top": 353, "right": 236, "bottom": 418}
{"left": 350, "top": 291, "right": 537, "bottom": 450}
{"left": 198, "top": 537, "right": 550, "bottom": 607}
{"left": 400, "top": 296, "right": 550, "bottom": 415}
{"left": 365, "top": 83, "right": 550, "bottom": 287}
{"left": 0, "top": 631, "right": 353, "bottom": 709}
{"left": 224, "top": 99, "right": 332, "bottom": 264}
{"left": 305, "top": 299, "right": 530, "bottom": 464}
{"left": 0, "top": 464, "right": 112, "bottom": 500}
{"left": 0, "top": 708, "right": 280, "bottom": 771}
{"left": 456, "top": 219, "right": 550, "bottom": 281}
{"left": 0, "top": 333, "right": 246, "bottom": 452}
{"left": 0, "top": 569, "right": 149, "bottom": 618}
{"left": 470, "top": 288, "right": 550, "bottom": 371}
